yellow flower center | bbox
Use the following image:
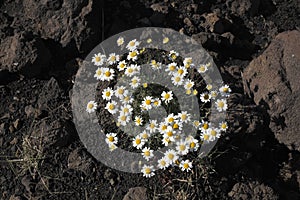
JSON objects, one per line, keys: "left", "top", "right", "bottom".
{"left": 202, "top": 123, "right": 209, "bottom": 130}
{"left": 123, "top": 108, "right": 129, "bottom": 113}
{"left": 96, "top": 70, "right": 102, "bottom": 75}
{"left": 143, "top": 83, "right": 148, "bottom": 88}
{"left": 145, "top": 99, "right": 151, "bottom": 105}
{"left": 194, "top": 121, "right": 200, "bottom": 127}
{"left": 203, "top": 134, "right": 209, "bottom": 140}
{"left": 169, "top": 65, "right": 176, "bottom": 71}
{"left": 218, "top": 101, "right": 224, "bottom": 108}
{"left": 163, "top": 37, "right": 169, "bottom": 43}
{"left": 130, "top": 51, "right": 137, "bottom": 57}
{"left": 109, "top": 104, "right": 114, "bottom": 110}
{"left": 164, "top": 93, "right": 170, "bottom": 99}
{"left": 135, "top": 138, "right": 141, "bottom": 145}
{"left": 223, "top": 88, "right": 229, "bottom": 92}
{"left": 173, "top": 123, "right": 179, "bottom": 129}
{"left": 183, "top": 163, "right": 189, "bottom": 169}
{"left": 118, "top": 89, "right": 124, "bottom": 94}
{"left": 171, "top": 54, "right": 177, "bottom": 60}
{"left": 168, "top": 117, "right": 174, "bottom": 123}
{"left": 199, "top": 65, "right": 206, "bottom": 72}
{"left": 88, "top": 103, "right": 94, "bottom": 109}
{"left": 127, "top": 68, "right": 134, "bottom": 73}
{"left": 211, "top": 130, "right": 217, "bottom": 136}
{"left": 178, "top": 69, "right": 184, "bottom": 75}
{"left": 181, "top": 114, "right": 187, "bottom": 121}
{"left": 105, "top": 91, "right": 111, "bottom": 97}
{"left": 108, "top": 136, "right": 114, "bottom": 142}
{"left": 221, "top": 124, "right": 227, "bottom": 129}
{"left": 175, "top": 76, "right": 181, "bottom": 82}
{"left": 105, "top": 71, "right": 111, "bottom": 77}
{"left": 95, "top": 56, "right": 101, "bottom": 62}
{"left": 193, "top": 89, "right": 198, "bottom": 95}
{"left": 119, "top": 63, "right": 125, "bottom": 68}
{"left": 160, "top": 160, "right": 166, "bottom": 166}
{"left": 150, "top": 123, "right": 155, "bottom": 129}
{"left": 120, "top": 115, "right": 126, "bottom": 121}
{"left": 190, "top": 142, "right": 195, "bottom": 148}
{"left": 179, "top": 145, "right": 185, "bottom": 151}
{"left": 167, "top": 131, "right": 173, "bottom": 137}
{"left": 153, "top": 101, "right": 159, "bottom": 106}
{"left": 132, "top": 79, "right": 138, "bottom": 84}
{"left": 168, "top": 154, "right": 174, "bottom": 160}
{"left": 144, "top": 168, "right": 151, "bottom": 174}
{"left": 110, "top": 56, "right": 116, "bottom": 61}
{"left": 144, "top": 151, "right": 150, "bottom": 157}
{"left": 161, "top": 125, "right": 167, "bottom": 131}
{"left": 129, "top": 41, "right": 135, "bottom": 46}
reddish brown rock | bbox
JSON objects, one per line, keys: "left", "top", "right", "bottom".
{"left": 243, "top": 30, "right": 300, "bottom": 151}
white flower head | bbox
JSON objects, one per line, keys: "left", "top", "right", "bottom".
{"left": 215, "top": 99, "right": 228, "bottom": 112}
{"left": 141, "top": 165, "right": 155, "bottom": 178}
{"left": 117, "top": 37, "right": 124, "bottom": 46}
{"left": 176, "top": 140, "right": 189, "bottom": 155}
{"left": 105, "top": 101, "right": 118, "bottom": 114}
{"left": 141, "top": 96, "right": 153, "bottom": 110}
{"left": 107, "top": 53, "right": 119, "bottom": 65}
{"left": 120, "top": 104, "right": 133, "bottom": 116}
{"left": 142, "top": 147, "right": 154, "bottom": 161}
{"left": 102, "top": 87, "right": 114, "bottom": 101}
{"left": 126, "top": 39, "right": 140, "bottom": 51}
{"left": 171, "top": 74, "right": 184, "bottom": 86}
{"left": 210, "top": 90, "right": 218, "bottom": 99}
{"left": 92, "top": 53, "right": 106, "bottom": 66}
{"left": 158, "top": 157, "right": 169, "bottom": 170}
{"left": 185, "top": 136, "right": 199, "bottom": 151}
{"left": 200, "top": 120, "right": 210, "bottom": 132}
{"left": 169, "top": 50, "right": 179, "bottom": 61}
{"left": 164, "top": 149, "right": 179, "bottom": 164}
{"left": 200, "top": 131, "right": 211, "bottom": 143}
{"left": 219, "top": 121, "right": 228, "bottom": 131}
{"left": 219, "top": 84, "right": 231, "bottom": 97}
{"left": 161, "top": 91, "right": 173, "bottom": 104}
{"left": 197, "top": 64, "right": 208, "bottom": 73}
{"left": 94, "top": 67, "right": 104, "bottom": 80}
{"left": 114, "top": 86, "right": 128, "bottom": 99}
{"left": 127, "top": 50, "right": 139, "bottom": 61}
{"left": 130, "top": 76, "right": 140, "bottom": 89}
{"left": 105, "top": 133, "right": 118, "bottom": 145}
{"left": 86, "top": 101, "right": 97, "bottom": 113}
{"left": 178, "top": 111, "right": 191, "bottom": 123}
{"left": 179, "top": 160, "right": 192, "bottom": 172}
{"left": 139, "top": 130, "right": 150, "bottom": 140}
{"left": 102, "top": 68, "right": 115, "bottom": 81}
{"left": 117, "top": 60, "right": 127, "bottom": 71}
{"left": 152, "top": 98, "right": 161, "bottom": 108}
{"left": 183, "top": 57, "right": 194, "bottom": 68}
{"left": 208, "top": 127, "right": 221, "bottom": 141}
{"left": 108, "top": 143, "right": 118, "bottom": 152}
{"left": 134, "top": 116, "right": 143, "bottom": 126}
{"left": 125, "top": 64, "right": 139, "bottom": 77}
{"left": 132, "top": 135, "right": 145, "bottom": 149}
{"left": 184, "top": 79, "right": 194, "bottom": 90}
{"left": 147, "top": 119, "right": 157, "bottom": 133}
{"left": 175, "top": 66, "right": 188, "bottom": 77}
{"left": 117, "top": 112, "right": 130, "bottom": 126}
{"left": 165, "top": 62, "right": 177, "bottom": 75}
{"left": 200, "top": 92, "right": 211, "bottom": 103}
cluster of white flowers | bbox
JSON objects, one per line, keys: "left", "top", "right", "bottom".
{"left": 86, "top": 36, "right": 231, "bottom": 178}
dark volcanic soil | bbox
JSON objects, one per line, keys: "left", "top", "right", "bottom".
{"left": 1, "top": 0, "right": 300, "bottom": 200}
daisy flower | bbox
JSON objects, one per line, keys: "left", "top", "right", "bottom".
{"left": 130, "top": 76, "right": 140, "bottom": 88}
{"left": 94, "top": 68, "right": 104, "bottom": 80}
{"left": 102, "top": 87, "right": 114, "bottom": 100}
{"left": 141, "top": 165, "right": 155, "bottom": 178}
{"left": 125, "top": 64, "right": 139, "bottom": 77}
{"left": 92, "top": 53, "right": 106, "bottom": 66}
{"left": 172, "top": 120, "right": 182, "bottom": 131}
{"left": 158, "top": 157, "right": 169, "bottom": 170}
{"left": 185, "top": 136, "right": 199, "bottom": 151}
{"left": 178, "top": 111, "right": 190, "bottom": 123}
{"left": 219, "top": 84, "right": 231, "bottom": 97}
{"left": 141, "top": 96, "right": 153, "bottom": 110}
{"left": 108, "top": 143, "right": 117, "bottom": 152}
{"left": 197, "top": 64, "right": 208, "bottom": 73}
{"left": 162, "top": 135, "right": 172, "bottom": 146}
{"left": 210, "top": 90, "right": 218, "bottom": 99}
{"left": 117, "top": 37, "right": 124, "bottom": 46}
{"left": 161, "top": 91, "right": 173, "bottom": 104}
{"left": 142, "top": 147, "right": 154, "bottom": 161}
{"left": 146, "top": 120, "right": 157, "bottom": 133}
{"left": 184, "top": 79, "right": 194, "bottom": 90}
{"left": 163, "top": 37, "right": 169, "bottom": 44}
{"left": 86, "top": 101, "right": 97, "bottom": 113}
{"left": 215, "top": 99, "right": 228, "bottom": 112}
{"left": 176, "top": 140, "right": 189, "bottom": 155}
{"left": 118, "top": 112, "right": 130, "bottom": 126}
{"left": 105, "top": 101, "right": 118, "bottom": 114}
{"left": 140, "top": 130, "right": 150, "bottom": 140}
{"left": 164, "top": 149, "right": 179, "bottom": 164}
{"left": 164, "top": 126, "right": 176, "bottom": 141}
{"left": 126, "top": 39, "right": 140, "bottom": 51}
{"left": 132, "top": 135, "right": 145, "bottom": 149}
{"left": 134, "top": 116, "right": 143, "bottom": 126}
{"left": 169, "top": 50, "right": 179, "bottom": 61}
{"left": 120, "top": 104, "right": 133, "bottom": 115}
{"left": 208, "top": 128, "right": 221, "bottom": 141}
{"left": 117, "top": 60, "right": 127, "bottom": 71}
{"left": 165, "top": 62, "right": 177, "bottom": 75}
{"left": 159, "top": 122, "right": 168, "bottom": 133}
{"left": 219, "top": 121, "right": 228, "bottom": 131}
{"left": 150, "top": 60, "right": 162, "bottom": 70}
{"left": 200, "top": 120, "right": 210, "bottom": 132}
{"left": 165, "top": 113, "right": 176, "bottom": 124}
{"left": 175, "top": 66, "right": 188, "bottom": 77}
{"left": 200, "top": 92, "right": 211, "bottom": 103}
{"left": 122, "top": 94, "right": 134, "bottom": 104}
{"left": 179, "top": 160, "right": 192, "bottom": 172}
{"left": 127, "top": 50, "right": 139, "bottom": 61}
{"left": 107, "top": 53, "right": 119, "bottom": 65}
{"left": 193, "top": 120, "right": 200, "bottom": 129}
{"left": 183, "top": 57, "right": 194, "bottom": 68}
{"left": 152, "top": 98, "right": 161, "bottom": 108}
{"left": 206, "top": 84, "right": 213, "bottom": 91}
{"left": 102, "top": 68, "right": 115, "bottom": 81}
{"left": 114, "top": 86, "right": 128, "bottom": 99}
{"left": 200, "top": 131, "right": 211, "bottom": 143}
{"left": 105, "top": 133, "right": 118, "bottom": 145}
{"left": 171, "top": 74, "right": 184, "bottom": 86}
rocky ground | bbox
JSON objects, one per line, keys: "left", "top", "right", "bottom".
{"left": 0, "top": 0, "right": 300, "bottom": 199}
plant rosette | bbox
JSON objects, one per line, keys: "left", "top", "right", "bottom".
{"left": 72, "top": 27, "right": 230, "bottom": 177}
